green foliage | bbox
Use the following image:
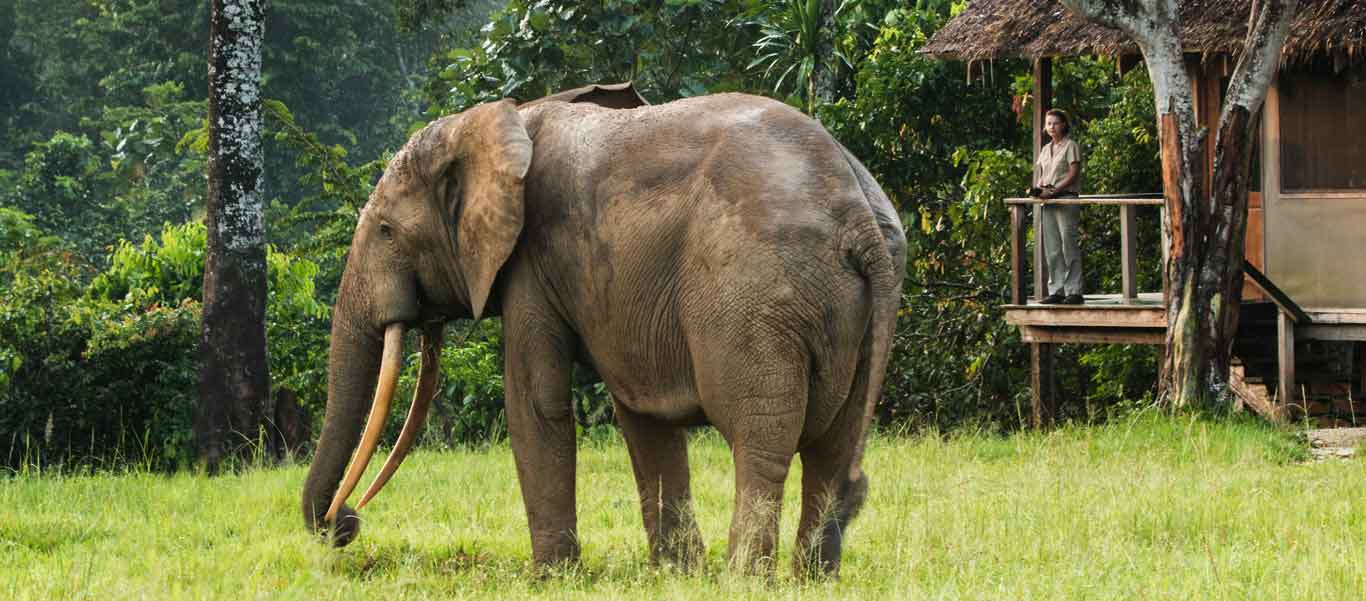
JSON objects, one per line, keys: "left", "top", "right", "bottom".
{"left": 1, "top": 0, "right": 462, "bottom": 257}
{"left": 388, "top": 321, "right": 507, "bottom": 447}
{"left": 423, "top": 0, "right": 767, "bottom": 114}
{"left": 1, "top": 132, "right": 111, "bottom": 259}
{"left": 820, "top": 5, "right": 1028, "bottom": 430}
{"left": 0, "top": 81, "right": 207, "bottom": 262}
{"left": 262, "top": 98, "right": 388, "bottom": 297}
{"left": 1, "top": 216, "right": 328, "bottom": 470}
{"left": 822, "top": 7, "right": 1024, "bottom": 203}
{"left": 88, "top": 222, "right": 207, "bottom": 307}
{"left": 745, "top": 0, "right": 856, "bottom": 112}
{"left": 0, "top": 208, "right": 83, "bottom": 402}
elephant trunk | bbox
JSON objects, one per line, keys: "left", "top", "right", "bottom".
{"left": 300, "top": 300, "right": 404, "bottom": 547}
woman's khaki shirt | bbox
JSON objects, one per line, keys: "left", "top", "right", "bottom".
{"left": 1034, "top": 138, "right": 1082, "bottom": 194}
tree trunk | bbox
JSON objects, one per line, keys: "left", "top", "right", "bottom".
{"left": 1060, "top": 0, "right": 1297, "bottom": 408}
{"left": 198, "top": 0, "right": 271, "bottom": 470}
{"left": 811, "top": 0, "right": 838, "bottom": 113}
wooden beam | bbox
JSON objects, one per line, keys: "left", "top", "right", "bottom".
{"left": 1005, "top": 293, "right": 1165, "bottom": 308}
{"left": 1004, "top": 307, "right": 1167, "bottom": 328}
{"left": 1305, "top": 309, "right": 1366, "bottom": 325}
{"left": 1120, "top": 204, "right": 1138, "bottom": 302}
{"left": 1278, "top": 310, "right": 1296, "bottom": 414}
{"left": 1019, "top": 326, "right": 1166, "bottom": 345}
{"left": 1299, "top": 325, "right": 1366, "bottom": 342}
{"left": 1004, "top": 196, "right": 1165, "bottom": 206}
{"left": 1030, "top": 342, "right": 1056, "bottom": 427}
{"left": 1011, "top": 204, "right": 1026, "bottom": 305}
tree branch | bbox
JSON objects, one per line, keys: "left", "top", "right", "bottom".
{"left": 1222, "top": 0, "right": 1297, "bottom": 115}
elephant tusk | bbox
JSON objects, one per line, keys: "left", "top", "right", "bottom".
{"left": 357, "top": 323, "right": 444, "bottom": 510}
{"left": 325, "top": 323, "right": 405, "bottom": 522}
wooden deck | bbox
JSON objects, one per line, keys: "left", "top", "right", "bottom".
{"left": 1302, "top": 309, "right": 1366, "bottom": 341}
{"left": 1004, "top": 293, "right": 1166, "bottom": 344}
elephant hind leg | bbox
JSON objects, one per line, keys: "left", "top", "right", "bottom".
{"left": 793, "top": 357, "right": 873, "bottom": 579}
{"left": 707, "top": 368, "right": 806, "bottom": 574}
{"left": 686, "top": 304, "right": 809, "bottom": 574}
{"left": 613, "top": 400, "right": 704, "bottom": 569}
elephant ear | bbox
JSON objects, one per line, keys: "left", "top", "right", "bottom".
{"left": 521, "top": 81, "right": 650, "bottom": 109}
{"left": 444, "top": 100, "right": 533, "bottom": 319}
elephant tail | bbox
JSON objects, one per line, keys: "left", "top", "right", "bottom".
{"left": 838, "top": 144, "right": 906, "bottom": 485}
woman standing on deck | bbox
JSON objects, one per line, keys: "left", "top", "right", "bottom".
{"left": 1031, "top": 108, "right": 1084, "bottom": 305}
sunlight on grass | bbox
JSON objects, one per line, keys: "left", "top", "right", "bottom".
{"left": 3, "top": 412, "right": 1363, "bottom": 600}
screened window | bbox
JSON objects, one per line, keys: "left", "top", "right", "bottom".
{"left": 1279, "top": 59, "right": 1366, "bottom": 191}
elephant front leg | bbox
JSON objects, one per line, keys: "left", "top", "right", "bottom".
{"left": 613, "top": 400, "right": 703, "bottom": 569}
{"left": 504, "top": 314, "right": 579, "bottom": 568}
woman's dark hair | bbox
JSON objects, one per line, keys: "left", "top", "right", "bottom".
{"left": 1045, "top": 108, "right": 1071, "bottom": 135}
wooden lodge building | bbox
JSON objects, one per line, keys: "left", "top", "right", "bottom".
{"left": 922, "top": 0, "right": 1366, "bottom": 424}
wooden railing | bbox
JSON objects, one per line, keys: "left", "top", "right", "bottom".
{"left": 1242, "top": 261, "right": 1311, "bottom": 411}
{"left": 1003, "top": 193, "right": 1165, "bottom": 305}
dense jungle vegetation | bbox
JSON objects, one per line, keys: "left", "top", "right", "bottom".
{"left": 0, "top": 0, "right": 1167, "bottom": 470}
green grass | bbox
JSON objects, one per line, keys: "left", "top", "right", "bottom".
{"left": 3, "top": 412, "right": 1364, "bottom": 600}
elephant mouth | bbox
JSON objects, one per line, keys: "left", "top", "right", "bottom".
{"left": 324, "top": 321, "right": 445, "bottom": 522}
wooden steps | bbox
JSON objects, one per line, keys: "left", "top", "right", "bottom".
{"left": 1234, "top": 302, "right": 1363, "bottom": 426}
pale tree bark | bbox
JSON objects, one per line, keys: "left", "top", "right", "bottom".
{"left": 1058, "top": 0, "right": 1297, "bottom": 408}
{"left": 198, "top": 0, "right": 271, "bottom": 469}
{"left": 812, "top": 0, "right": 838, "bottom": 111}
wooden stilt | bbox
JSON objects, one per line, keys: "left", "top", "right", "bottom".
{"left": 1031, "top": 342, "right": 1056, "bottom": 427}
{"left": 1278, "top": 311, "right": 1296, "bottom": 419}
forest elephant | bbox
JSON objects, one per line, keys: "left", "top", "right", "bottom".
{"left": 300, "top": 82, "right": 907, "bottom": 577}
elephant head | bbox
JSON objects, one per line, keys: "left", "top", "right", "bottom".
{"left": 300, "top": 99, "right": 533, "bottom": 545}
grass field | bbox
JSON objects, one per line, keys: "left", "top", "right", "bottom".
{"left": 3, "top": 412, "right": 1365, "bottom": 600}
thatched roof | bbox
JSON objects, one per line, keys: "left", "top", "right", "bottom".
{"left": 921, "top": 0, "right": 1366, "bottom": 63}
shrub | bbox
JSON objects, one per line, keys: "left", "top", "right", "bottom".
{"left": 2, "top": 217, "right": 330, "bottom": 471}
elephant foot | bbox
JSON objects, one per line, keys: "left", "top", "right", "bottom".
{"left": 792, "top": 472, "right": 869, "bottom": 580}
{"left": 650, "top": 527, "right": 705, "bottom": 572}
{"left": 793, "top": 532, "right": 842, "bottom": 581}
{"left": 530, "top": 533, "right": 581, "bottom": 575}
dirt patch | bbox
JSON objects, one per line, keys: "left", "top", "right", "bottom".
{"left": 1305, "top": 427, "right": 1366, "bottom": 461}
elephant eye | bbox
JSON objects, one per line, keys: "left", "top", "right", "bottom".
{"left": 379, "top": 223, "right": 394, "bottom": 239}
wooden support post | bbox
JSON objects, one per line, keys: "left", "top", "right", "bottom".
{"left": 1032, "top": 58, "right": 1052, "bottom": 152}
{"left": 1120, "top": 204, "right": 1137, "bottom": 302}
{"left": 1160, "top": 206, "right": 1170, "bottom": 304}
{"left": 1031, "top": 57, "right": 1052, "bottom": 302}
{"left": 1278, "top": 310, "right": 1296, "bottom": 419}
{"left": 1030, "top": 342, "right": 1057, "bottom": 427}
{"left": 1011, "top": 204, "right": 1026, "bottom": 305}
{"left": 1033, "top": 206, "right": 1047, "bottom": 300}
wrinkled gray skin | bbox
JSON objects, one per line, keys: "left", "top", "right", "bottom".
{"left": 301, "top": 83, "right": 906, "bottom": 577}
